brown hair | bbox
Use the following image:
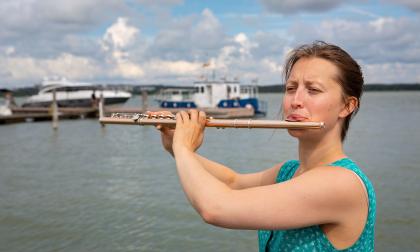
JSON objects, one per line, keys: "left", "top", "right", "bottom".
{"left": 283, "top": 41, "right": 364, "bottom": 141}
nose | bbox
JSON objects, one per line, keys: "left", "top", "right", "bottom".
{"left": 291, "top": 88, "right": 305, "bottom": 109}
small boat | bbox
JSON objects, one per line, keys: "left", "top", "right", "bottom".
{"left": 0, "top": 88, "right": 14, "bottom": 115}
{"left": 22, "top": 78, "right": 132, "bottom": 108}
{"left": 156, "top": 78, "right": 267, "bottom": 116}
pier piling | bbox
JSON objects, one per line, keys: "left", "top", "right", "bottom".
{"left": 51, "top": 89, "right": 58, "bottom": 130}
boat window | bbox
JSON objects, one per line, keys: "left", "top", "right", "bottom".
{"left": 227, "top": 86, "right": 231, "bottom": 93}
{"left": 182, "top": 91, "right": 191, "bottom": 99}
{"left": 201, "top": 86, "right": 204, "bottom": 93}
{"left": 55, "top": 87, "right": 67, "bottom": 92}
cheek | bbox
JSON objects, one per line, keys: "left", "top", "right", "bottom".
{"left": 318, "top": 101, "right": 343, "bottom": 123}
{"left": 310, "top": 100, "right": 336, "bottom": 120}
{"left": 282, "top": 98, "right": 291, "bottom": 113}
{"left": 327, "top": 103, "right": 335, "bottom": 112}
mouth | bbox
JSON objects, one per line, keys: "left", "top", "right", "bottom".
{"left": 285, "top": 114, "right": 308, "bottom": 122}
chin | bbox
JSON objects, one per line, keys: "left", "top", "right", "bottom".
{"left": 287, "top": 129, "right": 320, "bottom": 141}
{"left": 287, "top": 129, "right": 306, "bottom": 138}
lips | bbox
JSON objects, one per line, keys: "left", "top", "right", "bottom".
{"left": 286, "top": 114, "right": 308, "bottom": 122}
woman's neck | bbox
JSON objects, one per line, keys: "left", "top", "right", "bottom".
{"left": 298, "top": 131, "right": 346, "bottom": 172}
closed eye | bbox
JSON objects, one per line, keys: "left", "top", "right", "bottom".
{"left": 285, "top": 86, "right": 297, "bottom": 93}
{"left": 307, "top": 87, "right": 322, "bottom": 94}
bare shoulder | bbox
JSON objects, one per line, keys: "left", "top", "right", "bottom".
{"left": 211, "top": 164, "right": 368, "bottom": 229}
{"left": 296, "top": 166, "right": 368, "bottom": 209}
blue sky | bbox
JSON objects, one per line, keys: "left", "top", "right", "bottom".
{"left": 0, "top": 0, "right": 419, "bottom": 87}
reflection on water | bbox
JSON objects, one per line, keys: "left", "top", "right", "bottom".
{"left": 1, "top": 92, "right": 420, "bottom": 251}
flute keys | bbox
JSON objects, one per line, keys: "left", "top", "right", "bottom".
{"left": 109, "top": 112, "right": 176, "bottom": 123}
{"left": 132, "top": 114, "right": 141, "bottom": 121}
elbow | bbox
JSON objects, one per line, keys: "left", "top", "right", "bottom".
{"left": 194, "top": 188, "right": 233, "bottom": 226}
{"left": 198, "top": 205, "right": 219, "bottom": 225}
{"left": 200, "top": 209, "right": 217, "bottom": 225}
{"left": 196, "top": 201, "right": 223, "bottom": 226}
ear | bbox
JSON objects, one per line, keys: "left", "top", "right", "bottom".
{"left": 339, "top": 96, "right": 358, "bottom": 118}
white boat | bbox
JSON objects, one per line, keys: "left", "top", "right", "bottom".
{"left": 156, "top": 78, "right": 267, "bottom": 115}
{"left": 0, "top": 88, "right": 14, "bottom": 115}
{"left": 22, "top": 78, "right": 132, "bottom": 108}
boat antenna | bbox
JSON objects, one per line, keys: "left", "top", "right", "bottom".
{"left": 202, "top": 58, "right": 210, "bottom": 81}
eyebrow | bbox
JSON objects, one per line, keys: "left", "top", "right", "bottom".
{"left": 286, "top": 79, "right": 324, "bottom": 87}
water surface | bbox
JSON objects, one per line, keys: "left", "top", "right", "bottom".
{"left": 1, "top": 92, "right": 419, "bottom": 251}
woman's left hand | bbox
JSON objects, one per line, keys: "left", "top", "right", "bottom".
{"left": 173, "top": 110, "right": 207, "bottom": 153}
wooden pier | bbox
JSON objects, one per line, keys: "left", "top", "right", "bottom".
{"left": 0, "top": 106, "right": 255, "bottom": 125}
{"left": 0, "top": 107, "right": 98, "bottom": 124}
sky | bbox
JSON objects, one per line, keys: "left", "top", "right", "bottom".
{"left": 0, "top": 0, "right": 419, "bottom": 88}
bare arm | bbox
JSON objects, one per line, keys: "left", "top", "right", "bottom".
{"left": 172, "top": 110, "right": 366, "bottom": 230}
{"left": 155, "top": 111, "right": 282, "bottom": 189}
{"left": 194, "top": 154, "right": 283, "bottom": 189}
{"left": 176, "top": 146, "right": 365, "bottom": 230}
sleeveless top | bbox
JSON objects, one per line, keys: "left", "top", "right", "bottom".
{"left": 258, "top": 158, "right": 376, "bottom": 251}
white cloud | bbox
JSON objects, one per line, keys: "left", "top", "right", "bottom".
{"left": 0, "top": 0, "right": 125, "bottom": 39}
{"left": 146, "top": 8, "right": 226, "bottom": 62}
{"left": 384, "top": 0, "right": 420, "bottom": 13}
{"left": 102, "top": 17, "right": 139, "bottom": 51}
{"left": 363, "top": 62, "right": 420, "bottom": 83}
{"left": 135, "top": 0, "right": 183, "bottom": 7}
{"left": 370, "top": 17, "right": 394, "bottom": 33}
{"left": 290, "top": 16, "right": 420, "bottom": 64}
{"left": 262, "top": 58, "right": 283, "bottom": 73}
{"left": 0, "top": 53, "right": 100, "bottom": 82}
{"left": 1, "top": 2, "right": 420, "bottom": 87}
{"left": 145, "top": 60, "right": 202, "bottom": 75}
{"left": 112, "top": 61, "right": 144, "bottom": 79}
{"left": 287, "top": 16, "right": 420, "bottom": 83}
{"left": 100, "top": 17, "right": 144, "bottom": 79}
{"left": 4, "top": 46, "right": 15, "bottom": 56}
{"left": 234, "top": 33, "right": 256, "bottom": 57}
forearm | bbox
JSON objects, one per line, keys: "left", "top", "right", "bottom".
{"left": 173, "top": 147, "right": 231, "bottom": 215}
{"left": 194, "top": 154, "right": 240, "bottom": 188}
{"left": 166, "top": 145, "right": 239, "bottom": 188}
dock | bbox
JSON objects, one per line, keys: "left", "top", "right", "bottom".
{"left": 0, "top": 106, "right": 255, "bottom": 125}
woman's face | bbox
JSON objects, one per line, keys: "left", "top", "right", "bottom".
{"left": 283, "top": 57, "right": 347, "bottom": 139}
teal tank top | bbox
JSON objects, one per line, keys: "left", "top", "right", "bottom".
{"left": 258, "top": 158, "right": 376, "bottom": 251}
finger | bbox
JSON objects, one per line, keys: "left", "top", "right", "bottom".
{"left": 148, "top": 110, "right": 173, "bottom": 117}
{"left": 198, "top": 111, "right": 206, "bottom": 127}
{"left": 159, "top": 126, "right": 169, "bottom": 134}
{"left": 179, "top": 110, "right": 189, "bottom": 122}
{"left": 176, "top": 112, "right": 184, "bottom": 124}
{"left": 161, "top": 110, "right": 174, "bottom": 116}
{"left": 189, "top": 109, "right": 198, "bottom": 123}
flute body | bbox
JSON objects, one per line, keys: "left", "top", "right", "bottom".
{"left": 99, "top": 114, "right": 325, "bottom": 129}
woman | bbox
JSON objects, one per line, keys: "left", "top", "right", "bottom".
{"left": 153, "top": 41, "right": 376, "bottom": 251}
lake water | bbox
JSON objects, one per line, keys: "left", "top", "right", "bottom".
{"left": 1, "top": 92, "right": 419, "bottom": 251}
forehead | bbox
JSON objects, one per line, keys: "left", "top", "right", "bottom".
{"left": 288, "top": 57, "right": 339, "bottom": 82}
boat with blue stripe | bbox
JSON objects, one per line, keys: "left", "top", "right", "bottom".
{"left": 156, "top": 78, "right": 267, "bottom": 116}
